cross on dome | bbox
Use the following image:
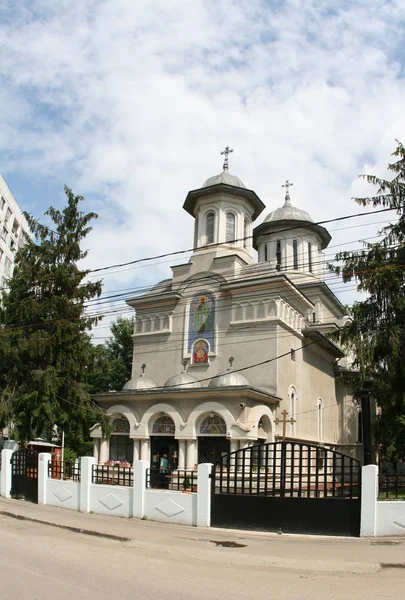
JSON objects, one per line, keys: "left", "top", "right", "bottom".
{"left": 228, "top": 356, "right": 234, "bottom": 368}
{"left": 221, "top": 146, "right": 234, "bottom": 170}
{"left": 141, "top": 363, "right": 146, "bottom": 374}
{"left": 282, "top": 180, "right": 294, "bottom": 206}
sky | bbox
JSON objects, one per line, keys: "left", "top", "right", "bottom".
{"left": 1, "top": 0, "right": 405, "bottom": 342}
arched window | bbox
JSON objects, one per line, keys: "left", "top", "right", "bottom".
{"left": 276, "top": 240, "right": 281, "bottom": 270}
{"left": 205, "top": 211, "right": 215, "bottom": 244}
{"left": 290, "top": 388, "right": 297, "bottom": 436}
{"left": 293, "top": 240, "right": 299, "bottom": 269}
{"left": 308, "top": 242, "right": 313, "bottom": 272}
{"left": 199, "top": 414, "right": 226, "bottom": 435}
{"left": 317, "top": 399, "right": 324, "bottom": 440}
{"left": 226, "top": 212, "right": 236, "bottom": 243}
{"left": 243, "top": 218, "right": 249, "bottom": 248}
{"left": 264, "top": 244, "right": 268, "bottom": 261}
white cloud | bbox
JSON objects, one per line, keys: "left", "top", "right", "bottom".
{"left": 1, "top": 0, "right": 405, "bottom": 337}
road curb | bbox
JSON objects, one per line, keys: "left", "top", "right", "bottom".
{"left": 0, "top": 509, "right": 131, "bottom": 542}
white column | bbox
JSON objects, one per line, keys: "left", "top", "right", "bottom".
{"left": 186, "top": 439, "right": 197, "bottom": 470}
{"left": 38, "top": 452, "right": 51, "bottom": 505}
{"left": 79, "top": 456, "right": 96, "bottom": 513}
{"left": 197, "top": 463, "right": 213, "bottom": 527}
{"left": 133, "top": 460, "right": 150, "bottom": 519}
{"left": 99, "top": 438, "right": 109, "bottom": 463}
{"left": 93, "top": 439, "right": 100, "bottom": 463}
{"left": 178, "top": 440, "right": 186, "bottom": 469}
{"left": 360, "top": 464, "right": 378, "bottom": 537}
{"left": 230, "top": 440, "right": 238, "bottom": 453}
{"left": 132, "top": 439, "right": 140, "bottom": 463}
{"left": 0, "top": 449, "right": 13, "bottom": 498}
{"left": 140, "top": 439, "right": 149, "bottom": 461}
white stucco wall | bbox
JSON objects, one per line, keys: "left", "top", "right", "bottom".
{"left": 144, "top": 489, "right": 197, "bottom": 525}
{"left": 46, "top": 479, "right": 80, "bottom": 511}
{"left": 376, "top": 501, "right": 405, "bottom": 536}
{"left": 90, "top": 484, "right": 133, "bottom": 518}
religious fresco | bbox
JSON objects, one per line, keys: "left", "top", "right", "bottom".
{"left": 152, "top": 415, "right": 175, "bottom": 434}
{"left": 188, "top": 292, "right": 215, "bottom": 354}
{"left": 192, "top": 339, "right": 209, "bottom": 364}
{"left": 199, "top": 414, "right": 226, "bottom": 435}
{"left": 112, "top": 417, "right": 130, "bottom": 434}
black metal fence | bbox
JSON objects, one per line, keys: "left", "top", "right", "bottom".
{"left": 214, "top": 441, "right": 361, "bottom": 499}
{"left": 48, "top": 460, "right": 81, "bottom": 482}
{"left": 379, "top": 475, "right": 405, "bottom": 500}
{"left": 92, "top": 464, "right": 133, "bottom": 487}
{"left": 146, "top": 469, "right": 198, "bottom": 492}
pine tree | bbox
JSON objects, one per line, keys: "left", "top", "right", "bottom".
{"left": 332, "top": 141, "right": 405, "bottom": 461}
{"left": 0, "top": 186, "right": 109, "bottom": 454}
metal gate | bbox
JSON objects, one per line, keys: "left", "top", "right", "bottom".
{"left": 211, "top": 441, "right": 361, "bottom": 536}
{"left": 10, "top": 449, "right": 39, "bottom": 503}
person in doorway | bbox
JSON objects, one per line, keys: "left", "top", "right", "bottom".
{"left": 160, "top": 454, "right": 169, "bottom": 473}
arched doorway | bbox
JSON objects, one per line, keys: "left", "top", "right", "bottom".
{"left": 109, "top": 416, "right": 132, "bottom": 464}
{"left": 197, "top": 413, "right": 230, "bottom": 464}
{"left": 150, "top": 414, "right": 178, "bottom": 474}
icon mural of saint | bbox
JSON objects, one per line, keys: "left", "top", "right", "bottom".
{"left": 188, "top": 292, "right": 215, "bottom": 356}
{"left": 193, "top": 340, "right": 209, "bottom": 364}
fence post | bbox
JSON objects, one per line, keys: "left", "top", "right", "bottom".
{"left": 360, "top": 464, "right": 378, "bottom": 537}
{"left": 197, "top": 463, "right": 213, "bottom": 527}
{"left": 133, "top": 460, "right": 149, "bottom": 519}
{"left": 38, "top": 452, "right": 51, "bottom": 505}
{"left": 80, "top": 456, "right": 96, "bottom": 513}
{"left": 0, "top": 449, "right": 13, "bottom": 498}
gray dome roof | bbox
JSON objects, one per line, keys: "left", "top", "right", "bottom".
{"left": 264, "top": 196, "right": 313, "bottom": 224}
{"left": 202, "top": 169, "right": 246, "bottom": 189}
{"left": 164, "top": 371, "right": 199, "bottom": 389}
{"left": 209, "top": 368, "right": 252, "bottom": 388}
{"left": 123, "top": 373, "right": 157, "bottom": 391}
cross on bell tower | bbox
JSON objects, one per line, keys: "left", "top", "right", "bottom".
{"left": 221, "top": 146, "right": 234, "bottom": 170}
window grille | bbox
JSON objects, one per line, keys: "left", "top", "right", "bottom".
{"left": 225, "top": 213, "right": 235, "bottom": 243}
{"left": 205, "top": 212, "right": 215, "bottom": 243}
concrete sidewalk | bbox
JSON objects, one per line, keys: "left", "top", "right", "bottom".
{"left": 0, "top": 496, "right": 404, "bottom": 574}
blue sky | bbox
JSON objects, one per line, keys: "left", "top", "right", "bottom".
{"left": 1, "top": 0, "right": 405, "bottom": 339}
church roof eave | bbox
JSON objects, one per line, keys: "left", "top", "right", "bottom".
{"left": 183, "top": 183, "right": 265, "bottom": 221}
{"left": 253, "top": 219, "right": 331, "bottom": 250}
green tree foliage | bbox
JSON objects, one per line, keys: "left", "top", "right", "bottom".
{"left": 88, "top": 316, "right": 135, "bottom": 393}
{"left": 0, "top": 186, "right": 109, "bottom": 454}
{"left": 332, "top": 142, "right": 405, "bottom": 460}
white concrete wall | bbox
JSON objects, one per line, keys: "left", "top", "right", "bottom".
{"left": 46, "top": 479, "right": 80, "bottom": 511}
{"left": 144, "top": 489, "right": 197, "bottom": 525}
{"left": 376, "top": 502, "right": 405, "bottom": 536}
{"left": 361, "top": 464, "right": 405, "bottom": 537}
{"left": 90, "top": 484, "right": 133, "bottom": 518}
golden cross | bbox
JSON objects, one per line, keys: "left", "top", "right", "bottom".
{"left": 274, "top": 409, "right": 296, "bottom": 440}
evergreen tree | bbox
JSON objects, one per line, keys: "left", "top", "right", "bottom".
{"left": 0, "top": 186, "right": 109, "bottom": 454}
{"left": 332, "top": 141, "right": 405, "bottom": 461}
{"left": 88, "top": 316, "right": 134, "bottom": 393}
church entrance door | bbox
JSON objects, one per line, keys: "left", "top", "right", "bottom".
{"left": 150, "top": 436, "right": 178, "bottom": 488}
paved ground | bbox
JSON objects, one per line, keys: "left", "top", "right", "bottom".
{"left": 0, "top": 497, "right": 404, "bottom": 599}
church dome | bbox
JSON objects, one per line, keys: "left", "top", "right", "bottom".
{"left": 123, "top": 365, "right": 157, "bottom": 390}
{"left": 202, "top": 169, "right": 246, "bottom": 189}
{"left": 264, "top": 197, "right": 313, "bottom": 224}
{"left": 209, "top": 360, "right": 252, "bottom": 388}
{"left": 164, "top": 370, "right": 199, "bottom": 389}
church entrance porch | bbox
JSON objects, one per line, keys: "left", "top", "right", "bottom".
{"left": 211, "top": 440, "right": 362, "bottom": 537}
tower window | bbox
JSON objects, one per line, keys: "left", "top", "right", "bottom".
{"left": 293, "top": 240, "right": 298, "bottom": 270}
{"left": 226, "top": 212, "right": 236, "bottom": 243}
{"left": 308, "top": 242, "right": 313, "bottom": 272}
{"left": 276, "top": 240, "right": 281, "bottom": 270}
{"left": 264, "top": 244, "right": 268, "bottom": 261}
{"left": 243, "top": 218, "right": 248, "bottom": 248}
{"left": 205, "top": 211, "right": 215, "bottom": 244}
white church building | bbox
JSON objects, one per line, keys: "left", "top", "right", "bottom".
{"left": 91, "top": 150, "right": 360, "bottom": 472}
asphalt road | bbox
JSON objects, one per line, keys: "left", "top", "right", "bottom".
{"left": 0, "top": 515, "right": 404, "bottom": 600}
